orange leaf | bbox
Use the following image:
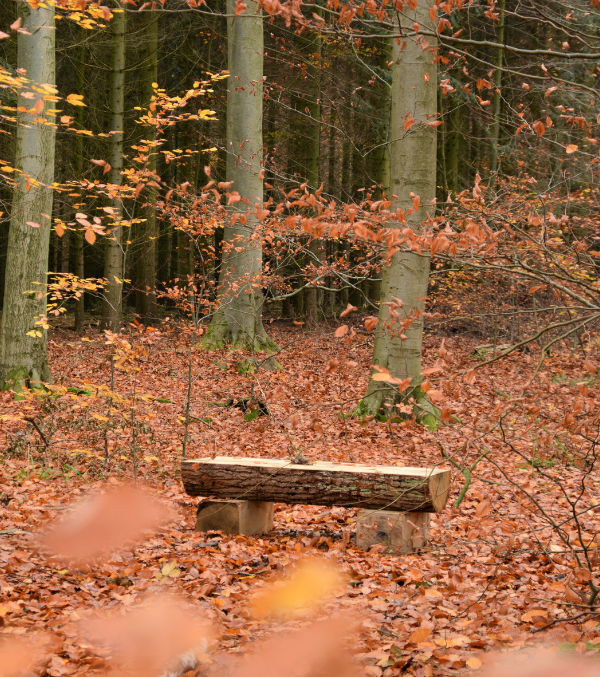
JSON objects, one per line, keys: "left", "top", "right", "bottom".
{"left": 532, "top": 120, "right": 545, "bottom": 137}
{"left": 85, "top": 228, "right": 96, "bottom": 245}
{"left": 340, "top": 303, "right": 358, "bottom": 318}
{"left": 408, "top": 627, "right": 431, "bottom": 644}
{"left": 364, "top": 316, "right": 378, "bottom": 332}
{"left": 475, "top": 499, "right": 491, "bottom": 518}
{"left": 466, "top": 657, "right": 482, "bottom": 670}
{"left": 334, "top": 325, "right": 349, "bottom": 338}
{"left": 566, "top": 144, "right": 578, "bottom": 154}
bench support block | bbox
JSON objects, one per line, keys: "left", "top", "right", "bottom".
{"left": 356, "top": 510, "right": 430, "bottom": 554}
{"left": 195, "top": 499, "right": 274, "bottom": 536}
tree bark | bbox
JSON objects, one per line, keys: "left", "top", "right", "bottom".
{"left": 305, "top": 24, "right": 323, "bottom": 326}
{"left": 360, "top": 0, "right": 438, "bottom": 417}
{"left": 372, "top": 38, "right": 392, "bottom": 199}
{"left": 182, "top": 456, "right": 451, "bottom": 513}
{"left": 101, "top": 4, "right": 127, "bottom": 331}
{"left": 489, "top": 0, "right": 506, "bottom": 177}
{"left": 0, "top": 0, "right": 55, "bottom": 389}
{"left": 73, "top": 27, "right": 86, "bottom": 333}
{"left": 203, "top": 0, "right": 276, "bottom": 351}
{"left": 446, "top": 66, "right": 462, "bottom": 195}
{"left": 135, "top": 11, "right": 159, "bottom": 322}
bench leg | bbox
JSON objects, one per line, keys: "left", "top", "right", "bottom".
{"left": 356, "top": 510, "right": 430, "bottom": 554}
{"left": 195, "top": 499, "right": 274, "bottom": 536}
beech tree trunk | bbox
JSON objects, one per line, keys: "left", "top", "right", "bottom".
{"left": 182, "top": 456, "right": 451, "bottom": 513}
{"left": 0, "top": 0, "right": 55, "bottom": 389}
{"left": 360, "top": 0, "right": 438, "bottom": 417}
{"left": 203, "top": 0, "right": 276, "bottom": 351}
{"left": 135, "top": 11, "right": 159, "bottom": 322}
{"left": 101, "top": 5, "right": 126, "bottom": 331}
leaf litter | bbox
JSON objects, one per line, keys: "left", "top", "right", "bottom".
{"left": 1, "top": 323, "right": 600, "bottom": 676}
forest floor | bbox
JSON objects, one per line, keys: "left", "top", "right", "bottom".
{"left": 1, "top": 319, "right": 600, "bottom": 676}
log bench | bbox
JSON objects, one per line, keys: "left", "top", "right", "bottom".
{"left": 181, "top": 456, "right": 451, "bottom": 554}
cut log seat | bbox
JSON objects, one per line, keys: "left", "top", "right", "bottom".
{"left": 181, "top": 456, "right": 450, "bottom": 513}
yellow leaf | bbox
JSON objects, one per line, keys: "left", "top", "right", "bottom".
{"left": 252, "top": 559, "right": 343, "bottom": 618}
{"left": 372, "top": 372, "right": 394, "bottom": 382}
{"left": 466, "top": 657, "right": 482, "bottom": 670}
{"left": 66, "top": 93, "right": 86, "bottom": 107}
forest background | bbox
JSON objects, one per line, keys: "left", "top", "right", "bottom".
{"left": 2, "top": 0, "right": 600, "bottom": 676}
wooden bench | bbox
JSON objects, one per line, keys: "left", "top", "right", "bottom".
{"left": 181, "top": 456, "right": 451, "bottom": 554}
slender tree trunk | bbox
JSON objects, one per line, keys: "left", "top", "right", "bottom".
{"left": 101, "top": 4, "right": 127, "bottom": 331}
{"left": 489, "top": 0, "right": 505, "bottom": 177}
{"left": 203, "top": 0, "right": 276, "bottom": 351}
{"left": 360, "top": 0, "right": 438, "bottom": 417}
{"left": 446, "top": 66, "right": 461, "bottom": 195}
{"left": 73, "top": 31, "right": 86, "bottom": 331}
{"left": 341, "top": 137, "right": 351, "bottom": 202}
{"left": 305, "top": 24, "right": 322, "bottom": 326}
{"left": 135, "top": 11, "right": 158, "bottom": 321}
{"left": 372, "top": 38, "right": 392, "bottom": 199}
{"left": 0, "top": 0, "right": 55, "bottom": 389}
{"left": 73, "top": 28, "right": 86, "bottom": 331}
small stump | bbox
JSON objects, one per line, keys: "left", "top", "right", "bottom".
{"left": 195, "top": 499, "right": 274, "bottom": 536}
{"left": 356, "top": 510, "right": 430, "bottom": 554}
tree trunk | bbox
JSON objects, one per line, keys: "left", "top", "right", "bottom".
{"left": 372, "top": 38, "right": 392, "bottom": 199}
{"left": 182, "top": 456, "right": 451, "bottom": 513}
{"left": 135, "top": 11, "right": 159, "bottom": 322}
{"left": 489, "top": 0, "right": 505, "bottom": 177}
{"left": 359, "top": 0, "right": 438, "bottom": 418}
{"left": 101, "top": 5, "right": 127, "bottom": 331}
{"left": 304, "top": 24, "right": 323, "bottom": 326}
{"left": 203, "top": 0, "right": 276, "bottom": 351}
{"left": 0, "top": 0, "right": 55, "bottom": 389}
{"left": 72, "top": 27, "right": 86, "bottom": 333}
{"left": 446, "top": 66, "right": 462, "bottom": 195}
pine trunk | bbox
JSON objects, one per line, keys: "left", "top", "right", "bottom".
{"left": 135, "top": 12, "right": 159, "bottom": 322}
{"left": 372, "top": 38, "right": 392, "bottom": 199}
{"left": 101, "top": 6, "right": 126, "bottom": 331}
{"left": 0, "top": 0, "right": 55, "bottom": 389}
{"left": 305, "top": 25, "right": 322, "bottom": 326}
{"left": 489, "top": 0, "right": 506, "bottom": 177}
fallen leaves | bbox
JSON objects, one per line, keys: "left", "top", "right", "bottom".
{"left": 83, "top": 594, "right": 212, "bottom": 677}
{"left": 41, "top": 485, "right": 172, "bottom": 563}
{"left": 251, "top": 558, "right": 343, "bottom": 618}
